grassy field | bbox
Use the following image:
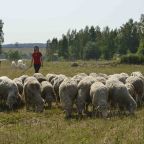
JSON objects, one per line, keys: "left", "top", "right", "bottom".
{"left": 0, "top": 60, "right": 144, "bottom": 144}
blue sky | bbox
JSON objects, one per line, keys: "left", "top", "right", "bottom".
{"left": 0, "top": 0, "right": 144, "bottom": 44}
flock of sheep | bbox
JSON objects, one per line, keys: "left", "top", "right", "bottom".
{"left": 11, "top": 59, "right": 27, "bottom": 69}
{"left": 0, "top": 71, "right": 144, "bottom": 119}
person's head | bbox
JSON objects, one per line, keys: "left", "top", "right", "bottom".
{"left": 34, "top": 46, "right": 39, "bottom": 52}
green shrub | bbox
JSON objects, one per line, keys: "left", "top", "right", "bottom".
{"left": 120, "top": 54, "right": 144, "bottom": 64}
{"left": 5, "top": 50, "right": 22, "bottom": 60}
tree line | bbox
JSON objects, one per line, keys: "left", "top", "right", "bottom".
{"left": 46, "top": 14, "right": 144, "bottom": 61}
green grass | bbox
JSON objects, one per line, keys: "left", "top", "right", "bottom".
{"left": 0, "top": 60, "right": 144, "bottom": 144}
{"left": 1, "top": 60, "right": 144, "bottom": 78}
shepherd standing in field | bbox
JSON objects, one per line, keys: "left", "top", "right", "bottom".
{"left": 31, "top": 46, "right": 43, "bottom": 73}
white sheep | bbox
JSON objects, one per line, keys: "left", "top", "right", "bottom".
{"left": 41, "top": 81, "right": 55, "bottom": 109}
{"left": 46, "top": 73, "right": 57, "bottom": 84}
{"left": 89, "top": 73, "right": 108, "bottom": 80}
{"left": 125, "top": 83, "right": 136, "bottom": 101}
{"left": 13, "top": 78, "right": 23, "bottom": 95}
{"left": 52, "top": 74, "right": 67, "bottom": 104}
{"left": 23, "top": 76, "right": 44, "bottom": 112}
{"left": 76, "top": 76, "right": 97, "bottom": 117}
{"left": 18, "top": 75, "right": 29, "bottom": 84}
{"left": 71, "top": 73, "right": 87, "bottom": 84}
{"left": 59, "top": 78, "right": 78, "bottom": 118}
{"left": 90, "top": 81, "right": 108, "bottom": 118}
{"left": 131, "top": 71, "right": 144, "bottom": 78}
{"left": 92, "top": 76, "right": 107, "bottom": 84}
{"left": 11, "top": 61, "right": 17, "bottom": 69}
{"left": 0, "top": 76, "right": 22, "bottom": 110}
{"left": 11, "top": 60, "right": 27, "bottom": 70}
{"left": 97, "top": 73, "right": 109, "bottom": 79}
{"left": 17, "top": 59, "right": 27, "bottom": 69}
{"left": 33, "top": 73, "right": 47, "bottom": 83}
{"left": 106, "top": 78, "right": 137, "bottom": 114}
{"left": 108, "top": 73, "right": 129, "bottom": 84}
{"left": 17, "top": 59, "right": 23, "bottom": 63}
{"left": 126, "top": 76, "right": 144, "bottom": 107}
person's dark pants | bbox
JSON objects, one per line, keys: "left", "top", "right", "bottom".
{"left": 34, "top": 64, "right": 41, "bottom": 73}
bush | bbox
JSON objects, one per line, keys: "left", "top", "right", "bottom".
{"left": 120, "top": 54, "right": 144, "bottom": 64}
{"left": 5, "top": 50, "right": 22, "bottom": 60}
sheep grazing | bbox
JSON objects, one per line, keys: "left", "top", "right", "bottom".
{"left": 97, "top": 73, "right": 108, "bottom": 79}
{"left": 17, "top": 59, "right": 27, "bottom": 69}
{"left": 131, "top": 71, "right": 144, "bottom": 78}
{"left": 89, "top": 73, "right": 108, "bottom": 84}
{"left": 89, "top": 73, "right": 98, "bottom": 77}
{"left": 53, "top": 74, "right": 67, "bottom": 103}
{"left": 23, "top": 76, "right": 44, "bottom": 112}
{"left": 108, "top": 73, "right": 129, "bottom": 84}
{"left": 92, "top": 76, "right": 107, "bottom": 84}
{"left": 126, "top": 76, "right": 144, "bottom": 107}
{"left": 41, "top": 81, "right": 55, "bottom": 109}
{"left": 51, "top": 74, "right": 66, "bottom": 86}
{"left": 106, "top": 78, "right": 137, "bottom": 114}
{"left": 71, "top": 73, "right": 87, "bottom": 84}
{"left": 11, "top": 61, "right": 17, "bottom": 69}
{"left": 46, "top": 73, "right": 57, "bottom": 84}
{"left": 33, "top": 73, "right": 47, "bottom": 83}
{"left": 13, "top": 78, "right": 25, "bottom": 108}
{"left": 90, "top": 81, "right": 108, "bottom": 118}
{"left": 0, "top": 76, "right": 22, "bottom": 110}
{"left": 125, "top": 83, "right": 136, "bottom": 100}
{"left": 17, "top": 59, "right": 23, "bottom": 64}
{"left": 11, "top": 59, "right": 27, "bottom": 70}
{"left": 59, "top": 78, "right": 78, "bottom": 119}
{"left": 76, "top": 76, "right": 97, "bottom": 117}
{"left": 13, "top": 78, "right": 23, "bottom": 95}
{"left": 89, "top": 73, "right": 108, "bottom": 80}
{"left": 19, "top": 75, "right": 29, "bottom": 84}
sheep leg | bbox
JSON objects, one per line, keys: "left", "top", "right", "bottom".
{"left": 92, "top": 106, "right": 96, "bottom": 118}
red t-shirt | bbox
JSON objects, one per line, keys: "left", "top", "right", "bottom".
{"left": 32, "top": 52, "right": 42, "bottom": 64}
